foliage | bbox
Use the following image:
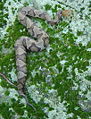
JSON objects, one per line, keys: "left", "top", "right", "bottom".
{"left": 0, "top": 0, "right": 91, "bottom": 119}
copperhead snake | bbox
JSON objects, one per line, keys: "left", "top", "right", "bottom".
{"left": 0, "top": 6, "right": 71, "bottom": 110}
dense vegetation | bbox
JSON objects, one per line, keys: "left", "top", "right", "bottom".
{"left": 0, "top": 0, "right": 91, "bottom": 118}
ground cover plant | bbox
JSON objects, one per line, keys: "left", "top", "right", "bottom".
{"left": 0, "top": 0, "right": 91, "bottom": 118}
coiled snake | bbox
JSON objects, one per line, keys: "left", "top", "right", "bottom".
{"left": 0, "top": 6, "right": 71, "bottom": 110}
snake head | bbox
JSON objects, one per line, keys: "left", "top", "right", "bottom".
{"left": 62, "top": 10, "right": 73, "bottom": 17}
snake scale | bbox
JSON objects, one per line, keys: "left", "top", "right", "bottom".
{"left": 0, "top": 6, "right": 71, "bottom": 109}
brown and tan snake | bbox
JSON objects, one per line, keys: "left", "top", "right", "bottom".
{"left": 0, "top": 6, "right": 71, "bottom": 109}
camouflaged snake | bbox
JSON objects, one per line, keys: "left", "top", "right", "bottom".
{"left": 0, "top": 6, "right": 71, "bottom": 109}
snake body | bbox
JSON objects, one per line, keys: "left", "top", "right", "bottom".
{"left": 14, "top": 6, "right": 63, "bottom": 108}
{"left": 0, "top": 6, "right": 72, "bottom": 109}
